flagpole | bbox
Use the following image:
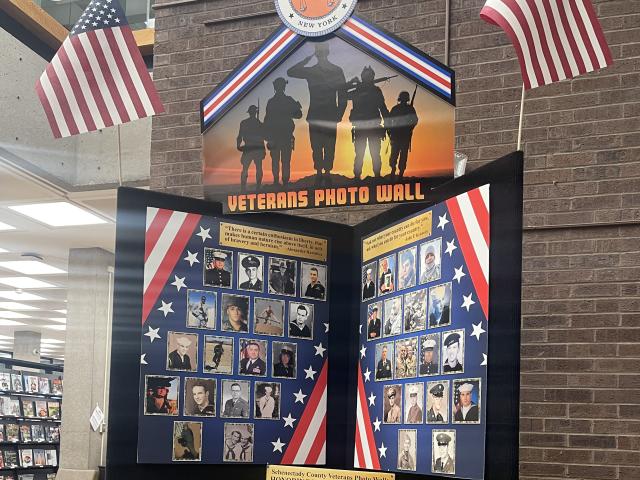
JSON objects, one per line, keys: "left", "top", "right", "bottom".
{"left": 116, "top": 124, "right": 123, "bottom": 186}
{"left": 516, "top": 83, "right": 525, "bottom": 151}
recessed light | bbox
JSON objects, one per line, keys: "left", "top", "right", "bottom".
{"left": 0, "top": 302, "right": 39, "bottom": 311}
{"left": 48, "top": 317, "right": 66, "bottom": 324}
{"left": 43, "top": 325, "right": 66, "bottom": 331}
{"left": 0, "top": 277, "right": 56, "bottom": 289}
{"left": 0, "top": 261, "right": 66, "bottom": 275}
{"left": 0, "top": 311, "right": 31, "bottom": 319}
{"left": 0, "top": 291, "right": 46, "bottom": 301}
{"left": 0, "top": 222, "right": 15, "bottom": 231}
{"left": 0, "top": 320, "right": 26, "bottom": 326}
{"left": 9, "top": 202, "right": 107, "bottom": 227}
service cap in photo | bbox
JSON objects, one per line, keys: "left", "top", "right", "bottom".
{"left": 176, "top": 336, "right": 193, "bottom": 346}
{"left": 436, "top": 433, "right": 451, "bottom": 445}
{"left": 200, "top": 295, "right": 207, "bottom": 302}
{"left": 245, "top": 341, "right": 260, "bottom": 349}
{"left": 409, "top": 386, "right": 418, "bottom": 397}
{"left": 212, "top": 250, "right": 227, "bottom": 260}
{"left": 371, "top": 306, "right": 379, "bottom": 312}
{"left": 225, "top": 296, "right": 246, "bottom": 309}
{"left": 430, "top": 383, "right": 445, "bottom": 397}
{"left": 458, "top": 383, "right": 474, "bottom": 394}
{"left": 444, "top": 332, "right": 460, "bottom": 347}
{"left": 148, "top": 377, "right": 172, "bottom": 389}
{"left": 280, "top": 348, "right": 294, "bottom": 357}
{"left": 247, "top": 105, "right": 258, "bottom": 114}
{"left": 241, "top": 255, "right": 261, "bottom": 268}
{"left": 387, "top": 387, "right": 396, "bottom": 398}
{"left": 423, "top": 338, "right": 436, "bottom": 351}
{"left": 366, "top": 268, "right": 372, "bottom": 274}
{"left": 425, "top": 244, "right": 436, "bottom": 256}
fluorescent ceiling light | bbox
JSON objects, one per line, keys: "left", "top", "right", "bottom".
{"left": 0, "top": 261, "right": 66, "bottom": 275}
{"left": 0, "top": 222, "right": 15, "bottom": 231}
{"left": 55, "top": 309, "right": 67, "bottom": 314}
{"left": 9, "top": 202, "right": 107, "bottom": 227}
{"left": 0, "top": 248, "right": 8, "bottom": 253}
{"left": 43, "top": 325, "right": 66, "bottom": 331}
{"left": 48, "top": 317, "right": 66, "bottom": 324}
{"left": 0, "top": 311, "right": 31, "bottom": 319}
{"left": 0, "top": 320, "right": 26, "bottom": 326}
{"left": 0, "top": 335, "right": 13, "bottom": 340}
{"left": 0, "top": 277, "right": 56, "bottom": 289}
{"left": 41, "top": 338, "right": 64, "bottom": 344}
{"left": 0, "top": 302, "right": 39, "bottom": 311}
{"left": 0, "top": 291, "right": 46, "bottom": 301}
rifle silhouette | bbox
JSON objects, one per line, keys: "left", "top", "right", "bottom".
{"left": 346, "top": 74, "right": 398, "bottom": 94}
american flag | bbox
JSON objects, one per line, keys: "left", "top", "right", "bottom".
{"left": 36, "top": 0, "right": 164, "bottom": 138}
{"left": 481, "top": 0, "right": 613, "bottom": 89}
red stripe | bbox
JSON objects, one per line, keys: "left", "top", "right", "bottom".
{"left": 506, "top": 0, "right": 545, "bottom": 87}
{"left": 525, "top": 0, "right": 559, "bottom": 83}
{"left": 305, "top": 416, "right": 326, "bottom": 464}
{"left": 568, "top": 0, "right": 599, "bottom": 71}
{"left": 282, "top": 361, "right": 327, "bottom": 464}
{"left": 580, "top": 0, "right": 613, "bottom": 65}
{"left": 45, "top": 64, "right": 80, "bottom": 136}
{"left": 141, "top": 213, "right": 201, "bottom": 324}
{"left": 35, "top": 79, "right": 62, "bottom": 139}
{"left": 119, "top": 26, "right": 165, "bottom": 113}
{"left": 69, "top": 35, "right": 114, "bottom": 128}
{"left": 103, "top": 28, "right": 147, "bottom": 119}
{"left": 144, "top": 209, "right": 173, "bottom": 262}
{"left": 446, "top": 197, "right": 489, "bottom": 320}
{"left": 467, "top": 188, "right": 489, "bottom": 245}
{"left": 203, "top": 30, "right": 295, "bottom": 118}
{"left": 86, "top": 31, "right": 131, "bottom": 123}
{"left": 357, "top": 363, "right": 380, "bottom": 469}
{"left": 557, "top": 1, "right": 587, "bottom": 74}
{"left": 540, "top": 1, "right": 574, "bottom": 79}
{"left": 57, "top": 42, "right": 97, "bottom": 132}
{"left": 354, "top": 420, "right": 366, "bottom": 468}
{"left": 345, "top": 20, "right": 451, "bottom": 90}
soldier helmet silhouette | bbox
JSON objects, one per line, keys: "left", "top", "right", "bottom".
{"left": 247, "top": 105, "right": 258, "bottom": 114}
{"left": 273, "top": 77, "right": 288, "bottom": 90}
{"left": 314, "top": 42, "right": 329, "bottom": 57}
{"left": 398, "top": 91, "right": 411, "bottom": 102}
{"left": 361, "top": 66, "right": 375, "bottom": 82}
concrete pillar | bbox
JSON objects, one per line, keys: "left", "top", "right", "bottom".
{"left": 57, "top": 248, "right": 114, "bottom": 480}
{"left": 13, "top": 330, "right": 41, "bottom": 362}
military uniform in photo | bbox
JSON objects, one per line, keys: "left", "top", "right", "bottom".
{"left": 454, "top": 382, "right": 479, "bottom": 422}
{"left": 375, "top": 345, "right": 392, "bottom": 380}
{"left": 273, "top": 347, "right": 295, "bottom": 378}
{"left": 433, "top": 432, "right": 455, "bottom": 474}
{"left": 419, "top": 338, "right": 439, "bottom": 375}
{"left": 362, "top": 267, "right": 376, "bottom": 300}
{"left": 239, "top": 255, "right": 263, "bottom": 291}
{"left": 222, "top": 382, "right": 250, "bottom": 418}
{"left": 240, "top": 344, "right": 266, "bottom": 376}
{"left": 442, "top": 332, "right": 463, "bottom": 373}
{"left": 427, "top": 383, "right": 446, "bottom": 423}
{"left": 405, "top": 385, "right": 423, "bottom": 423}
{"left": 384, "top": 386, "right": 401, "bottom": 423}
{"left": 367, "top": 305, "right": 381, "bottom": 340}
{"left": 205, "top": 250, "right": 232, "bottom": 287}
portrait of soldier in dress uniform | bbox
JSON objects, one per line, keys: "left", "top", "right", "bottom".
{"left": 366, "top": 302, "right": 382, "bottom": 340}
{"left": 254, "top": 382, "right": 281, "bottom": 420}
{"left": 431, "top": 430, "right": 456, "bottom": 475}
{"left": 453, "top": 378, "right": 481, "bottom": 424}
{"left": 378, "top": 254, "right": 396, "bottom": 296}
{"left": 237, "top": 253, "right": 264, "bottom": 292}
{"left": 419, "top": 333, "right": 440, "bottom": 376}
{"left": 223, "top": 423, "right": 254, "bottom": 462}
{"left": 419, "top": 238, "right": 442, "bottom": 285}
{"left": 186, "top": 289, "right": 216, "bottom": 330}
{"left": 172, "top": 421, "right": 202, "bottom": 462}
{"left": 383, "top": 385, "right": 402, "bottom": 424}
{"left": 362, "top": 261, "right": 377, "bottom": 301}
{"left": 428, "top": 282, "right": 452, "bottom": 328}
{"left": 251, "top": 297, "right": 284, "bottom": 337}
{"left": 288, "top": 302, "right": 314, "bottom": 339}
{"left": 403, "top": 288, "right": 427, "bottom": 333}
{"left": 404, "top": 383, "right": 424, "bottom": 424}
{"left": 220, "top": 380, "right": 250, "bottom": 418}
{"left": 204, "top": 335, "right": 234, "bottom": 374}
{"left": 300, "top": 262, "right": 327, "bottom": 301}
{"left": 383, "top": 295, "right": 402, "bottom": 337}
{"left": 203, "top": 248, "right": 233, "bottom": 288}
{"left": 272, "top": 341, "right": 297, "bottom": 379}
{"left": 374, "top": 342, "right": 394, "bottom": 381}
{"left": 221, "top": 294, "right": 250, "bottom": 333}
{"left": 426, "top": 380, "right": 449, "bottom": 424}
{"left": 397, "top": 429, "right": 417, "bottom": 472}
{"left": 166, "top": 332, "right": 198, "bottom": 372}
{"left": 238, "top": 339, "right": 268, "bottom": 377}
{"left": 395, "top": 337, "right": 418, "bottom": 379}
{"left": 268, "top": 257, "right": 297, "bottom": 296}
{"left": 184, "top": 378, "right": 216, "bottom": 417}
{"left": 397, "top": 246, "right": 417, "bottom": 291}
{"left": 442, "top": 330, "right": 465, "bottom": 374}
{"left": 144, "top": 376, "right": 179, "bottom": 416}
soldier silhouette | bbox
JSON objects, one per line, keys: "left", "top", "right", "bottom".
{"left": 387, "top": 90, "right": 419, "bottom": 180}
{"left": 287, "top": 43, "right": 347, "bottom": 184}
{"left": 263, "top": 77, "right": 303, "bottom": 186}
{"left": 236, "top": 105, "right": 265, "bottom": 191}
{"left": 348, "top": 66, "right": 389, "bottom": 180}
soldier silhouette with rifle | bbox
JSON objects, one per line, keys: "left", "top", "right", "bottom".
{"left": 387, "top": 87, "right": 419, "bottom": 180}
{"left": 236, "top": 104, "right": 265, "bottom": 191}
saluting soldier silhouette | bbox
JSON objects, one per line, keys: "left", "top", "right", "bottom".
{"left": 263, "top": 77, "right": 303, "bottom": 187}
{"left": 236, "top": 104, "right": 266, "bottom": 191}
{"left": 387, "top": 90, "right": 419, "bottom": 180}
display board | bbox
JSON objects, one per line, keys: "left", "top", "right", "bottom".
{"left": 137, "top": 212, "right": 330, "bottom": 464}
{"left": 354, "top": 186, "right": 489, "bottom": 479}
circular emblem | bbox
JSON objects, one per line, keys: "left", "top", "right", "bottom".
{"left": 275, "top": 0, "right": 358, "bottom": 37}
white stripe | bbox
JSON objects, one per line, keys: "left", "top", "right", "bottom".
{"left": 63, "top": 38, "right": 106, "bottom": 129}
{"left": 353, "top": 443, "right": 360, "bottom": 468}
{"left": 143, "top": 211, "right": 188, "bottom": 292}
{"left": 457, "top": 194, "right": 489, "bottom": 282}
{"left": 292, "top": 386, "right": 326, "bottom": 464}
{"left": 533, "top": 0, "right": 567, "bottom": 81}
{"left": 576, "top": 0, "right": 608, "bottom": 68}
{"left": 146, "top": 207, "right": 159, "bottom": 232}
{"left": 94, "top": 29, "right": 139, "bottom": 121}
{"left": 77, "top": 33, "right": 123, "bottom": 124}
{"left": 39, "top": 73, "right": 71, "bottom": 138}
{"left": 112, "top": 27, "right": 156, "bottom": 116}
{"left": 50, "top": 42, "right": 89, "bottom": 133}
{"left": 549, "top": 0, "right": 580, "bottom": 76}
{"left": 479, "top": 184, "right": 490, "bottom": 212}
{"left": 563, "top": 0, "right": 593, "bottom": 72}
{"left": 317, "top": 442, "right": 326, "bottom": 465}
{"left": 355, "top": 389, "right": 374, "bottom": 468}
{"left": 517, "top": 0, "right": 552, "bottom": 84}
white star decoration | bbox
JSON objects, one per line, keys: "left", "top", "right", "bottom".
{"left": 360, "top": 345, "right": 367, "bottom": 358}
{"left": 437, "top": 213, "right": 449, "bottom": 230}
{"left": 184, "top": 251, "right": 199, "bottom": 266}
{"left": 359, "top": 324, "right": 363, "bottom": 334}
{"left": 368, "top": 392, "right": 376, "bottom": 406}
{"left": 378, "top": 443, "right": 387, "bottom": 458}
{"left": 471, "top": 321, "right": 486, "bottom": 340}
{"left": 445, "top": 239, "right": 457, "bottom": 256}
{"left": 196, "top": 226, "right": 211, "bottom": 242}
{"left": 283, "top": 413, "right": 296, "bottom": 428}
{"left": 481, "top": 353, "right": 488, "bottom": 366}
{"left": 461, "top": 293, "right": 475, "bottom": 312}
{"left": 140, "top": 354, "right": 147, "bottom": 365}
{"left": 144, "top": 326, "right": 160, "bottom": 343}
{"left": 158, "top": 300, "right": 174, "bottom": 317}
{"left": 293, "top": 389, "right": 307, "bottom": 404}
{"left": 373, "top": 417, "right": 381, "bottom": 431}
{"left": 171, "top": 275, "right": 186, "bottom": 291}
{"left": 363, "top": 368, "right": 371, "bottom": 382}
{"left": 314, "top": 343, "right": 326, "bottom": 357}
{"left": 453, "top": 266, "right": 466, "bottom": 283}
{"left": 272, "top": 438, "right": 286, "bottom": 453}
{"left": 324, "top": 323, "right": 329, "bottom": 333}
{"left": 304, "top": 366, "right": 317, "bottom": 380}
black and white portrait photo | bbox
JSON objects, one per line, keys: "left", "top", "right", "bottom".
{"left": 221, "top": 294, "right": 250, "bottom": 333}
{"left": 288, "top": 302, "right": 314, "bottom": 339}
{"left": 166, "top": 332, "right": 198, "bottom": 372}
{"left": 172, "top": 421, "right": 202, "bottom": 462}
{"left": 254, "top": 382, "right": 281, "bottom": 420}
{"left": 268, "top": 257, "right": 297, "bottom": 296}
{"left": 253, "top": 297, "right": 285, "bottom": 337}
{"left": 426, "top": 380, "right": 449, "bottom": 424}
{"left": 237, "top": 252, "right": 264, "bottom": 292}
{"left": 183, "top": 378, "right": 216, "bottom": 417}
{"left": 442, "top": 329, "right": 465, "bottom": 374}
{"left": 397, "top": 429, "right": 417, "bottom": 471}
{"left": 203, "top": 335, "right": 234, "bottom": 374}
{"left": 419, "top": 238, "right": 442, "bottom": 284}
{"left": 186, "top": 289, "right": 216, "bottom": 329}
{"left": 300, "top": 262, "right": 327, "bottom": 301}
{"left": 431, "top": 429, "right": 455, "bottom": 475}
{"left": 362, "top": 261, "right": 377, "bottom": 301}
{"left": 220, "top": 380, "right": 250, "bottom": 418}
{"left": 374, "top": 341, "right": 394, "bottom": 381}
{"left": 223, "top": 423, "right": 254, "bottom": 462}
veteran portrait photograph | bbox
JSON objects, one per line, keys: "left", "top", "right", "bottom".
{"left": 223, "top": 423, "right": 254, "bottom": 462}
{"left": 204, "top": 335, "right": 234, "bottom": 374}
{"left": 374, "top": 342, "right": 393, "bottom": 381}
{"left": 221, "top": 294, "right": 250, "bottom": 332}
{"left": 239, "top": 339, "right": 267, "bottom": 376}
{"left": 184, "top": 378, "right": 216, "bottom": 417}
{"left": 404, "top": 383, "right": 424, "bottom": 424}
{"left": 428, "top": 282, "right": 452, "bottom": 328}
{"left": 432, "top": 430, "right": 455, "bottom": 474}
{"left": 186, "top": 289, "right": 216, "bottom": 329}
{"left": 419, "top": 238, "right": 442, "bottom": 284}
{"left": 367, "top": 302, "right": 382, "bottom": 340}
{"left": 253, "top": 297, "right": 285, "bottom": 336}
{"left": 289, "top": 302, "right": 314, "bottom": 339}
{"left": 172, "top": 421, "right": 202, "bottom": 462}
{"left": 166, "top": 332, "right": 198, "bottom": 372}
{"left": 273, "top": 342, "right": 297, "bottom": 378}
{"left": 395, "top": 337, "right": 417, "bottom": 379}
{"left": 397, "top": 429, "right": 417, "bottom": 471}
{"left": 362, "top": 262, "right": 376, "bottom": 301}
{"left": 404, "top": 288, "right": 427, "bottom": 333}
{"left": 453, "top": 379, "right": 481, "bottom": 423}
{"left": 144, "top": 376, "right": 179, "bottom": 415}
{"left": 442, "top": 330, "right": 465, "bottom": 374}
{"left": 238, "top": 253, "right": 264, "bottom": 291}
{"left": 221, "top": 380, "right": 250, "bottom": 418}
{"left": 397, "top": 246, "right": 417, "bottom": 291}
{"left": 419, "top": 334, "right": 440, "bottom": 376}
{"left": 426, "top": 380, "right": 449, "bottom": 423}
{"left": 383, "top": 295, "right": 402, "bottom": 337}
{"left": 301, "top": 262, "right": 327, "bottom": 300}
{"left": 268, "top": 257, "right": 296, "bottom": 296}
{"left": 378, "top": 254, "right": 396, "bottom": 296}
{"left": 204, "top": 248, "right": 233, "bottom": 288}
{"left": 383, "top": 385, "right": 402, "bottom": 424}
{"left": 255, "top": 382, "right": 280, "bottom": 419}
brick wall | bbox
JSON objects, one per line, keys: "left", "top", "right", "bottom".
{"left": 150, "top": 0, "right": 640, "bottom": 478}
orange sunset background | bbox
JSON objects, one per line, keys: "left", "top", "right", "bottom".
{"left": 202, "top": 36, "right": 454, "bottom": 190}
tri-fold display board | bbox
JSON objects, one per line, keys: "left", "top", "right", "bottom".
{"left": 108, "top": 153, "right": 522, "bottom": 480}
